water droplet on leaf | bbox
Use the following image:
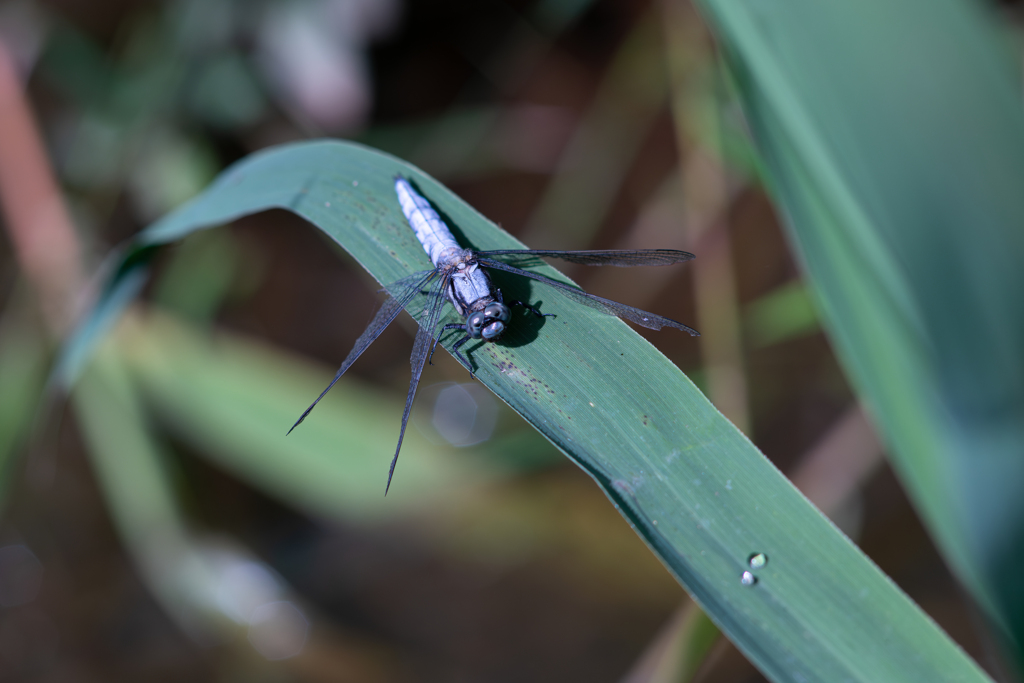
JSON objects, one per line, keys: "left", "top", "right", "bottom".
{"left": 748, "top": 553, "right": 768, "bottom": 570}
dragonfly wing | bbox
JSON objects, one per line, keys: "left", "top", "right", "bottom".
{"left": 478, "top": 258, "right": 700, "bottom": 336}
{"left": 385, "top": 272, "right": 452, "bottom": 494}
{"left": 288, "top": 269, "right": 437, "bottom": 434}
{"left": 476, "top": 249, "right": 695, "bottom": 268}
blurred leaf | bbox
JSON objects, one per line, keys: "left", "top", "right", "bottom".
{"left": 0, "top": 302, "right": 48, "bottom": 505}
{"left": 187, "top": 52, "right": 267, "bottom": 130}
{"left": 72, "top": 345, "right": 221, "bottom": 636}
{"left": 150, "top": 229, "right": 243, "bottom": 323}
{"left": 53, "top": 247, "right": 154, "bottom": 388}
{"left": 74, "top": 343, "right": 345, "bottom": 654}
{"left": 61, "top": 114, "right": 125, "bottom": 190}
{"left": 129, "top": 128, "right": 218, "bottom": 220}
{"left": 744, "top": 280, "right": 819, "bottom": 348}
{"left": 112, "top": 11, "right": 183, "bottom": 119}
{"left": 696, "top": 0, "right": 1024, "bottom": 663}
{"left": 42, "top": 8, "right": 202, "bottom": 201}
{"left": 62, "top": 140, "right": 990, "bottom": 682}
{"left": 37, "top": 24, "right": 112, "bottom": 103}
{"left": 114, "top": 310, "right": 511, "bottom": 521}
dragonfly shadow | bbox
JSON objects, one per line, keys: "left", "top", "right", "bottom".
{"left": 488, "top": 269, "right": 552, "bottom": 348}
{"left": 436, "top": 268, "right": 554, "bottom": 376}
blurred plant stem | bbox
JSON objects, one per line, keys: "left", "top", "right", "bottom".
{"left": 0, "top": 39, "right": 82, "bottom": 335}
{"left": 520, "top": 9, "right": 667, "bottom": 248}
{"left": 0, "top": 37, "right": 84, "bottom": 508}
{"left": 620, "top": 597, "right": 720, "bottom": 683}
{"left": 789, "top": 405, "right": 883, "bottom": 526}
{"left": 662, "top": 0, "right": 748, "bottom": 433}
{"left": 680, "top": 151, "right": 747, "bottom": 432}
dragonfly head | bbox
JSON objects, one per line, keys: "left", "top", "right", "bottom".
{"left": 467, "top": 302, "right": 511, "bottom": 341}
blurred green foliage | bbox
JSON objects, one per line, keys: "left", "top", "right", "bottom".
{"left": 66, "top": 139, "right": 992, "bottom": 683}
{"left": 0, "top": 294, "right": 48, "bottom": 505}
{"left": 2, "top": 0, "right": 1021, "bottom": 680}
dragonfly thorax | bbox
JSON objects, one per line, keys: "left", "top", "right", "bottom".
{"left": 435, "top": 246, "right": 472, "bottom": 267}
{"left": 466, "top": 301, "right": 511, "bottom": 341}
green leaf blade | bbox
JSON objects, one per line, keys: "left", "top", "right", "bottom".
{"left": 696, "top": 0, "right": 1024, "bottom": 664}
{"left": 63, "top": 140, "right": 990, "bottom": 682}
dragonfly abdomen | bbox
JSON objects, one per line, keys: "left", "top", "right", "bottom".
{"left": 395, "top": 177, "right": 460, "bottom": 268}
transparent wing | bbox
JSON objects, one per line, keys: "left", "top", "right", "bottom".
{"left": 478, "top": 258, "right": 700, "bottom": 336}
{"left": 385, "top": 271, "right": 452, "bottom": 494}
{"left": 288, "top": 269, "right": 437, "bottom": 434}
{"left": 476, "top": 249, "right": 695, "bottom": 268}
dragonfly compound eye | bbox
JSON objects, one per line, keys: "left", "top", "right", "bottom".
{"left": 467, "top": 311, "right": 486, "bottom": 338}
{"left": 482, "top": 321, "right": 505, "bottom": 340}
{"left": 483, "top": 303, "right": 511, "bottom": 323}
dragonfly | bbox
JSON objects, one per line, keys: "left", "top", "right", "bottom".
{"left": 289, "top": 176, "right": 699, "bottom": 493}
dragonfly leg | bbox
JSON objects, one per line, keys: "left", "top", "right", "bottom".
{"left": 431, "top": 323, "right": 467, "bottom": 365}
{"left": 451, "top": 334, "right": 475, "bottom": 377}
{"left": 508, "top": 300, "right": 556, "bottom": 319}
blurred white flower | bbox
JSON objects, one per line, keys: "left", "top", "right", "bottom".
{"left": 258, "top": 0, "right": 400, "bottom": 133}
